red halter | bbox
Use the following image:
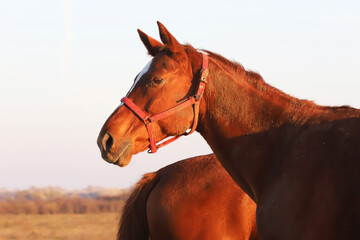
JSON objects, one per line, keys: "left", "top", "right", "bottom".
{"left": 121, "top": 52, "right": 209, "bottom": 153}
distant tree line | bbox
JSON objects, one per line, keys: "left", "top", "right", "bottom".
{"left": 0, "top": 196, "right": 128, "bottom": 214}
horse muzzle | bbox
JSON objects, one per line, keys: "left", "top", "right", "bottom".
{"left": 97, "top": 132, "right": 133, "bottom": 167}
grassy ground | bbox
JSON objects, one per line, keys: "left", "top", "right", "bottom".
{"left": 0, "top": 213, "right": 120, "bottom": 240}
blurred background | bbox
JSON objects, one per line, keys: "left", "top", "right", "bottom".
{"left": 1, "top": 0, "right": 359, "bottom": 191}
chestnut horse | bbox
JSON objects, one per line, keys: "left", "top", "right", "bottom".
{"left": 118, "top": 154, "right": 257, "bottom": 240}
{"left": 98, "top": 22, "right": 360, "bottom": 239}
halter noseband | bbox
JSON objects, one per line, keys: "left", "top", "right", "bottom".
{"left": 121, "top": 52, "right": 209, "bottom": 153}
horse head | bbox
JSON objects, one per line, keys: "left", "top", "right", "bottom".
{"left": 97, "top": 22, "right": 207, "bottom": 167}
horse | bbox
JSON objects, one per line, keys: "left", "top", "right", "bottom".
{"left": 98, "top": 22, "right": 360, "bottom": 239}
{"left": 118, "top": 153, "right": 257, "bottom": 240}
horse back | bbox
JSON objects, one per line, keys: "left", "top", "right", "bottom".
{"left": 146, "top": 154, "right": 257, "bottom": 240}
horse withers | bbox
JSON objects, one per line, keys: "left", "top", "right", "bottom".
{"left": 98, "top": 22, "right": 360, "bottom": 239}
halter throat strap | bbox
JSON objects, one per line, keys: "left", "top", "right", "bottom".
{"left": 121, "top": 52, "right": 209, "bottom": 153}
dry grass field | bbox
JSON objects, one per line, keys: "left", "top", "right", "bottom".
{"left": 0, "top": 213, "right": 120, "bottom": 240}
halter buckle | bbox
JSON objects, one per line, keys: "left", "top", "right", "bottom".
{"left": 143, "top": 116, "right": 152, "bottom": 125}
{"left": 200, "top": 69, "right": 209, "bottom": 83}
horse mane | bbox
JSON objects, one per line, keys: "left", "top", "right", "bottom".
{"left": 196, "top": 48, "right": 317, "bottom": 112}
{"left": 198, "top": 49, "right": 360, "bottom": 121}
{"left": 201, "top": 49, "right": 266, "bottom": 83}
{"left": 322, "top": 105, "right": 358, "bottom": 111}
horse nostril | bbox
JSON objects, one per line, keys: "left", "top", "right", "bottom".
{"left": 102, "top": 133, "right": 114, "bottom": 152}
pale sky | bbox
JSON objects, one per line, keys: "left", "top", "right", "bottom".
{"left": 1, "top": 0, "right": 359, "bottom": 190}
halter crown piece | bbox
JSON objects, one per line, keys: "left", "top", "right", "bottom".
{"left": 121, "top": 51, "right": 209, "bottom": 153}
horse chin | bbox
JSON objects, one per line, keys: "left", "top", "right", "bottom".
{"left": 113, "top": 143, "right": 133, "bottom": 167}
{"left": 115, "top": 154, "right": 132, "bottom": 167}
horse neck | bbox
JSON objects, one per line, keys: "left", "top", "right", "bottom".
{"left": 195, "top": 54, "right": 359, "bottom": 201}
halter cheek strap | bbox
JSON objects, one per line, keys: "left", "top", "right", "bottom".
{"left": 121, "top": 52, "right": 209, "bottom": 153}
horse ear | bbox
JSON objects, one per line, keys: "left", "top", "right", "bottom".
{"left": 137, "top": 29, "right": 164, "bottom": 56}
{"left": 157, "top": 21, "right": 182, "bottom": 52}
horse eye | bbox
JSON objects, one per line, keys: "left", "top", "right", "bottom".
{"left": 153, "top": 78, "right": 164, "bottom": 85}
